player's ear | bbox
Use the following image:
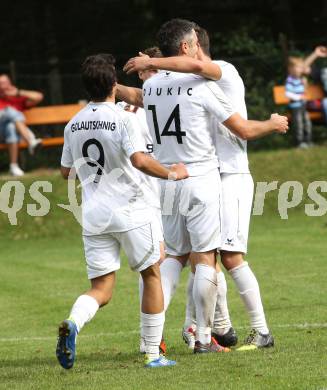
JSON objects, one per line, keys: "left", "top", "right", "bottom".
{"left": 111, "top": 82, "right": 118, "bottom": 95}
{"left": 179, "top": 40, "right": 188, "bottom": 56}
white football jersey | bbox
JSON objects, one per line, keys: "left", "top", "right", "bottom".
{"left": 116, "top": 101, "right": 161, "bottom": 209}
{"left": 213, "top": 60, "right": 250, "bottom": 174}
{"left": 143, "top": 71, "right": 235, "bottom": 176}
{"left": 61, "top": 101, "right": 152, "bottom": 235}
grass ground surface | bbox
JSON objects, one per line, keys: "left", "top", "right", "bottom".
{"left": 0, "top": 146, "right": 327, "bottom": 389}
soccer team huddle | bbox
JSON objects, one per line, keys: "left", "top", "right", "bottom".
{"left": 56, "top": 18, "right": 289, "bottom": 368}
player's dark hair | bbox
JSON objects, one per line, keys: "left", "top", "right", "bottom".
{"left": 81, "top": 54, "right": 117, "bottom": 101}
{"left": 156, "top": 18, "right": 196, "bottom": 57}
{"left": 143, "top": 46, "right": 163, "bottom": 58}
{"left": 195, "top": 26, "right": 211, "bottom": 57}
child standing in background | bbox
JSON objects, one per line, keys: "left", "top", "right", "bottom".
{"left": 285, "top": 57, "right": 312, "bottom": 148}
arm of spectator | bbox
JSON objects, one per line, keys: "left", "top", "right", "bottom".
{"left": 116, "top": 84, "right": 143, "bottom": 107}
{"left": 303, "top": 46, "right": 327, "bottom": 74}
{"left": 285, "top": 91, "right": 304, "bottom": 101}
{"left": 19, "top": 89, "right": 44, "bottom": 107}
{"left": 5, "top": 85, "right": 44, "bottom": 107}
{"left": 5, "top": 85, "right": 43, "bottom": 107}
{"left": 123, "top": 53, "right": 222, "bottom": 81}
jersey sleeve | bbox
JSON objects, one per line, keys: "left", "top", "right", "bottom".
{"left": 216, "top": 61, "right": 239, "bottom": 84}
{"left": 121, "top": 112, "right": 147, "bottom": 158}
{"left": 60, "top": 126, "right": 74, "bottom": 168}
{"left": 201, "top": 81, "right": 235, "bottom": 123}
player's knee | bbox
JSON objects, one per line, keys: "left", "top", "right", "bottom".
{"left": 221, "top": 251, "right": 244, "bottom": 270}
{"left": 159, "top": 246, "right": 165, "bottom": 263}
{"left": 141, "top": 262, "right": 161, "bottom": 281}
{"left": 5, "top": 122, "right": 19, "bottom": 144}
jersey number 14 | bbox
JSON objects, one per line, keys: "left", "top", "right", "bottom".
{"left": 148, "top": 104, "right": 186, "bottom": 144}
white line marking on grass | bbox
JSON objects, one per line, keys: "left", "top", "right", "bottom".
{"left": 0, "top": 322, "right": 326, "bottom": 343}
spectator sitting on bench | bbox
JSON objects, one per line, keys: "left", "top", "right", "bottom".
{"left": 0, "top": 74, "right": 43, "bottom": 176}
{"left": 285, "top": 57, "right": 312, "bottom": 149}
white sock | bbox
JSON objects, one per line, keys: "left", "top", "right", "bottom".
{"left": 68, "top": 294, "right": 99, "bottom": 333}
{"left": 213, "top": 271, "right": 232, "bottom": 335}
{"left": 229, "top": 261, "right": 269, "bottom": 334}
{"left": 160, "top": 258, "right": 183, "bottom": 311}
{"left": 193, "top": 264, "right": 218, "bottom": 345}
{"left": 141, "top": 311, "right": 165, "bottom": 361}
{"left": 184, "top": 272, "right": 196, "bottom": 329}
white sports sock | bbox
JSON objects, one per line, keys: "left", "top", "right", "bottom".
{"left": 213, "top": 271, "right": 232, "bottom": 335}
{"left": 141, "top": 311, "right": 165, "bottom": 361}
{"left": 184, "top": 272, "right": 196, "bottom": 329}
{"left": 193, "top": 264, "right": 217, "bottom": 345}
{"left": 68, "top": 294, "right": 99, "bottom": 333}
{"left": 160, "top": 258, "right": 183, "bottom": 311}
{"left": 229, "top": 261, "right": 269, "bottom": 334}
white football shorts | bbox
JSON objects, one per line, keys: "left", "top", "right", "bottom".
{"left": 83, "top": 222, "right": 160, "bottom": 279}
{"left": 220, "top": 173, "right": 254, "bottom": 254}
{"left": 160, "top": 169, "right": 222, "bottom": 256}
{"left": 152, "top": 206, "right": 164, "bottom": 242}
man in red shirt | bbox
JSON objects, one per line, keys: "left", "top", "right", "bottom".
{"left": 0, "top": 74, "right": 43, "bottom": 176}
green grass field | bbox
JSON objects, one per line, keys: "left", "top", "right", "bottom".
{"left": 0, "top": 147, "right": 327, "bottom": 389}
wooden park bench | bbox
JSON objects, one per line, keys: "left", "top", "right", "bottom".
{"left": 0, "top": 103, "right": 85, "bottom": 151}
{"left": 273, "top": 84, "right": 325, "bottom": 121}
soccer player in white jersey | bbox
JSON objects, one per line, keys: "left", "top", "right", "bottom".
{"left": 117, "top": 46, "right": 168, "bottom": 354}
{"left": 121, "top": 18, "right": 288, "bottom": 354}
{"left": 195, "top": 27, "right": 273, "bottom": 350}
{"left": 56, "top": 54, "right": 189, "bottom": 369}
{"left": 123, "top": 24, "right": 286, "bottom": 351}
{"left": 117, "top": 47, "right": 165, "bottom": 260}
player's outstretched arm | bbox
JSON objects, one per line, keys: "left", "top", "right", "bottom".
{"left": 303, "top": 46, "right": 327, "bottom": 74}
{"left": 123, "top": 54, "right": 221, "bottom": 81}
{"left": 223, "top": 113, "right": 289, "bottom": 140}
{"left": 130, "top": 152, "right": 189, "bottom": 180}
{"left": 116, "top": 84, "right": 143, "bottom": 107}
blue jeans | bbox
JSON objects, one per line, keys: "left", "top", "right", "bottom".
{"left": 290, "top": 106, "right": 312, "bottom": 145}
{"left": 0, "top": 107, "right": 25, "bottom": 144}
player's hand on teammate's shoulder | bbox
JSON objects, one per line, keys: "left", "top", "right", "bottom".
{"left": 270, "top": 113, "right": 289, "bottom": 134}
{"left": 123, "top": 52, "right": 151, "bottom": 74}
{"left": 168, "top": 163, "right": 189, "bottom": 181}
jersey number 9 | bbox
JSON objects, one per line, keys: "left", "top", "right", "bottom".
{"left": 82, "top": 138, "right": 105, "bottom": 184}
